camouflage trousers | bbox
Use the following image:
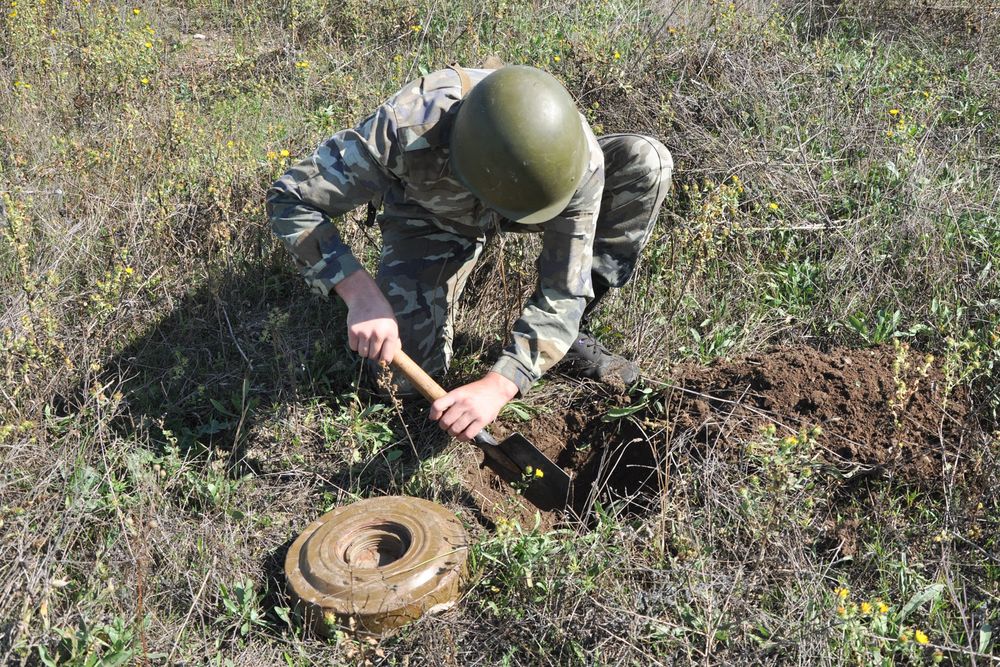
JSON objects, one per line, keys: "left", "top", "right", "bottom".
{"left": 374, "top": 133, "right": 673, "bottom": 384}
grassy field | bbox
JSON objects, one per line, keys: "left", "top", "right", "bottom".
{"left": 1, "top": 0, "right": 998, "bottom": 664}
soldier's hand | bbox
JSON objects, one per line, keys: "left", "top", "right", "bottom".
{"left": 429, "top": 372, "right": 519, "bottom": 442}
{"left": 335, "top": 270, "right": 401, "bottom": 363}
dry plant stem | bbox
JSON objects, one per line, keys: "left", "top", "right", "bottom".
{"left": 376, "top": 359, "right": 420, "bottom": 460}
{"left": 1, "top": 0, "right": 997, "bottom": 664}
{"left": 166, "top": 557, "right": 216, "bottom": 665}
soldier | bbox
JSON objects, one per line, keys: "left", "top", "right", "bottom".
{"left": 268, "top": 65, "right": 672, "bottom": 442}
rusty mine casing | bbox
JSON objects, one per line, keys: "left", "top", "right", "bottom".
{"left": 284, "top": 496, "right": 469, "bottom": 637}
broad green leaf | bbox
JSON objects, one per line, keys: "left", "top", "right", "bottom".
{"left": 899, "top": 583, "right": 944, "bottom": 622}
{"left": 979, "top": 622, "right": 992, "bottom": 653}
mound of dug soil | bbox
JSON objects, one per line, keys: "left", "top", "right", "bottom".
{"left": 477, "top": 345, "right": 978, "bottom": 522}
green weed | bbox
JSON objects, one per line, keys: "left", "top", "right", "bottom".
{"left": 2, "top": 0, "right": 998, "bottom": 663}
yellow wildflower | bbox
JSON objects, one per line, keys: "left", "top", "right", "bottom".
{"left": 279, "top": 149, "right": 290, "bottom": 158}
{"left": 410, "top": 24, "right": 420, "bottom": 32}
{"left": 132, "top": 7, "right": 139, "bottom": 14}
{"left": 266, "top": 150, "right": 278, "bottom": 160}
{"left": 860, "top": 601, "right": 872, "bottom": 614}
{"left": 295, "top": 60, "right": 309, "bottom": 69}
{"left": 836, "top": 605, "right": 847, "bottom": 616}
{"left": 613, "top": 51, "right": 621, "bottom": 60}
{"left": 888, "top": 108, "right": 900, "bottom": 116}
{"left": 140, "top": 77, "right": 149, "bottom": 85}
{"left": 914, "top": 629, "right": 929, "bottom": 645}
{"left": 553, "top": 55, "right": 561, "bottom": 62}
{"left": 533, "top": 468, "right": 544, "bottom": 479}
{"left": 834, "top": 586, "right": 849, "bottom": 600}
{"left": 768, "top": 202, "right": 779, "bottom": 211}
{"left": 144, "top": 41, "right": 152, "bottom": 48}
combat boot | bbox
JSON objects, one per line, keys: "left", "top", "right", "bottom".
{"left": 560, "top": 329, "right": 640, "bottom": 387}
{"left": 558, "top": 282, "right": 640, "bottom": 386}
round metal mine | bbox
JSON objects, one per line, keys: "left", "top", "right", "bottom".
{"left": 285, "top": 496, "right": 468, "bottom": 636}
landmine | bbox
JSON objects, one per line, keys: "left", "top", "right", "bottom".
{"left": 285, "top": 496, "right": 469, "bottom": 636}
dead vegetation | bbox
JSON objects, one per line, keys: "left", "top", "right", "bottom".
{"left": 1, "top": 0, "right": 998, "bottom": 664}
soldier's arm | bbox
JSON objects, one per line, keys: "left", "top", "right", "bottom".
{"left": 266, "top": 106, "right": 399, "bottom": 296}
{"left": 489, "top": 163, "right": 604, "bottom": 395}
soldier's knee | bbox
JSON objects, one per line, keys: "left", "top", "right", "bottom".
{"left": 638, "top": 136, "right": 673, "bottom": 193}
{"left": 615, "top": 134, "right": 673, "bottom": 192}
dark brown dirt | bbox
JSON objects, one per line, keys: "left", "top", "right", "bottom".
{"left": 468, "top": 344, "right": 980, "bottom": 524}
{"left": 664, "top": 345, "right": 971, "bottom": 475}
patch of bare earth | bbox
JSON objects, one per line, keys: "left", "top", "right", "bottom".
{"left": 472, "top": 345, "right": 982, "bottom": 526}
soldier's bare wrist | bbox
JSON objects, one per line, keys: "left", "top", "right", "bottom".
{"left": 333, "top": 269, "right": 380, "bottom": 309}
{"left": 485, "top": 372, "right": 519, "bottom": 400}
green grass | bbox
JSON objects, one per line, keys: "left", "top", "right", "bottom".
{"left": 2, "top": 0, "right": 999, "bottom": 664}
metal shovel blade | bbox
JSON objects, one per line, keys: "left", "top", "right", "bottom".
{"left": 474, "top": 431, "right": 571, "bottom": 512}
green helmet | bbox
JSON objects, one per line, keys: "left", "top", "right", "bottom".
{"left": 450, "top": 66, "right": 589, "bottom": 225}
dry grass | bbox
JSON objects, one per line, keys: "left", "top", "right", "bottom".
{"left": 1, "top": 0, "right": 998, "bottom": 664}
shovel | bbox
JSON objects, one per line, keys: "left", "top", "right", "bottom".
{"left": 390, "top": 350, "right": 571, "bottom": 512}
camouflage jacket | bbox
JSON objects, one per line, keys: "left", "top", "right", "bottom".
{"left": 266, "top": 67, "right": 605, "bottom": 394}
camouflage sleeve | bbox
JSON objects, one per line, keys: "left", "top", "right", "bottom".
{"left": 266, "top": 106, "right": 400, "bottom": 296}
{"left": 490, "top": 158, "right": 604, "bottom": 395}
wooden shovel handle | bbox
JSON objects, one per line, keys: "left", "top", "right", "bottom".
{"left": 390, "top": 350, "right": 447, "bottom": 403}
{"left": 389, "top": 349, "right": 521, "bottom": 478}
{"left": 384, "top": 348, "right": 567, "bottom": 511}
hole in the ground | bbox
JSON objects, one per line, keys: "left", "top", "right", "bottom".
{"left": 342, "top": 522, "right": 412, "bottom": 569}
